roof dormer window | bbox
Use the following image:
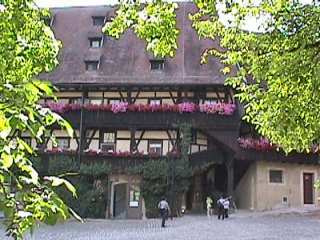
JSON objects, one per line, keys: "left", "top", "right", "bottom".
{"left": 85, "top": 61, "right": 99, "bottom": 71}
{"left": 92, "top": 16, "right": 105, "bottom": 26}
{"left": 150, "top": 59, "right": 165, "bottom": 71}
{"left": 89, "top": 37, "right": 103, "bottom": 48}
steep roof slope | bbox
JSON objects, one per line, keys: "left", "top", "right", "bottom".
{"left": 44, "top": 2, "right": 228, "bottom": 86}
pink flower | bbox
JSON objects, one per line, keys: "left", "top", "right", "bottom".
{"left": 178, "top": 102, "right": 196, "bottom": 113}
{"left": 111, "top": 102, "right": 128, "bottom": 113}
{"left": 238, "top": 137, "right": 274, "bottom": 151}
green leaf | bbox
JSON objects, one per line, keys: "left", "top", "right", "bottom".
{"left": 45, "top": 176, "right": 77, "bottom": 197}
{"left": 1, "top": 153, "right": 13, "bottom": 169}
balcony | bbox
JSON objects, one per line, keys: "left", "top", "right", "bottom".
{"left": 39, "top": 149, "right": 180, "bottom": 174}
{"left": 45, "top": 102, "right": 240, "bottom": 130}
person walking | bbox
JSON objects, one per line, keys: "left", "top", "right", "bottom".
{"left": 158, "top": 197, "right": 170, "bottom": 228}
{"left": 217, "top": 196, "right": 225, "bottom": 220}
{"left": 223, "top": 197, "right": 230, "bottom": 218}
{"left": 206, "top": 196, "right": 213, "bottom": 218}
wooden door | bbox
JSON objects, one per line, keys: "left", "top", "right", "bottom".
{"left": 114, "top": 183, "right": 127, "bottom": 218}
{"left": 303, "top": 173, "right": 314, "bottom": 204}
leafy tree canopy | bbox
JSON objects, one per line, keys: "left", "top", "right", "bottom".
{"left": 0, "top": 1, "right": 79, "bottom": 239}
{"left": 105, "top": 0, "right": 320, "bottom": 154}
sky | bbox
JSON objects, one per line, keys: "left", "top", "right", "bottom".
{"left": 36, "top": 0, "right": 114, "bottom": 8}
{"left": 36, "top": 0, "right": 315, "bottom": 8}
{"left": 35, "top": 0, "right": 315, "bottom": 32}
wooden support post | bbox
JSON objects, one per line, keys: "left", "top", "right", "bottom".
{"left": 130, "top": 128, "right": 136, "bottom": 153}
{"left": 84, "top": 129, "right": 97, "bottom": 149}
{"left": 226, "top": 156, "right": 234, "bottom": 197}
{"left": 177, "top": 91, "right": 182, "bottom": 104}
{"left": 78, "top": 90, "right": 87, "bottom": 163}
{"left": 127, "top": 89, "right": 132, "bottom": 104}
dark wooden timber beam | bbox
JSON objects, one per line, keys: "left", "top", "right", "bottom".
{"left": 78, "top": 90, "right": 87, "bottom": 162}
{"left": 132, "top": 90, "right": 140, "bottom": 104}
{"left": 135, "top": 130, "right": 145, "bottom": 150}
{"left": 130, "top": 128, "right": 136, "bottom": 152}
{"left": 73, "top": 130, "right": 80, "bottom": 149}
{"left": 127, "top": 89, "right": 132, "bottom": 104}
{"left": 119, "top": 91, "right": 125, "bottom": 102}
{"left": 216, "top": 90, "right": 222, "bottom": 103}
{"left": 166, "top": 130, "right": 176, "bottom": 150}
{"left": 84, "top": 129, "right": 97, "bottom": 149}
{"left": 226, "top": 154, "right": 234, "bottom": 197}
{"left": 169, "top": 91, "right": 177, "bottom": 104}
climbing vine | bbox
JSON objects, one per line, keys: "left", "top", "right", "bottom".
{"left": 32, "top": 155, "right": 111, "bottom": 218}
{"left": 137, "top": 123, "right": 192, "bottom": 217}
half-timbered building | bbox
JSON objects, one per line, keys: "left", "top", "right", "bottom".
{"left": 34, "top": 3, "right": 320, "bottom": 219}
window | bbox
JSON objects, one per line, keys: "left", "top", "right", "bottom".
{"left": 103, "top": 132, "right": 115, "bottom": 143}
{"left": 109, "top": 99, "right": 121, "bottom": 104}
{"left": 269, "top": 170, "right": 283, "bottom": 183}
{"left": 69, "top": 98, "right": 82, "bottom": 104}
{"left": 85, "top": 61, "right": 99, "bottom": 71}
{"left": 88, "top": 99, "right": 102, "bottom": 105}
{"left": 92, "top": 16, "right": 105, "bottom": 26}
{"left": 56, "top": 138, "right": 70, "bottom": 150}
{"left": 203, "top": 99, "right": 218, "bottom": 104}
{"left": 89, "top": 37, "right": 103, "bottom": 48}
{"left": 100, "top": 131, "right": 116, "bottom": 152}
{"left": 148, "top": 140, "right": 162, "bottom": 155}
{"left": 149, "top": 99, "right": 161, "bottom": 105}
{"left": 150, "top": 60, "right": 165, "bottom": 71}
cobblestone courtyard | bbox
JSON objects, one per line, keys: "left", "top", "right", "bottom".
{"left": 1, "top": 213, "right": 320, "bottom": 240}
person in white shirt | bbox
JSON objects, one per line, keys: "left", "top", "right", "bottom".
{"left": 158, "top": 197, "right": 170, "bottom": 227}
{"left": 223, "top": 197, "right": 230, "bottom": 218}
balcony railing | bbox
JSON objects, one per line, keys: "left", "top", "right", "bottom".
{"left": 39, "top": 148, "right": 180, "bottom": 173}
{"left": 44, "top": 102, "right": 240, "bottom": 130}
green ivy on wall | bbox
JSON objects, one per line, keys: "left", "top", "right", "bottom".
{"left": 138, "top": 123, "right": 193, "bottom": 217}
{"left": 32, "top": 155, "right": 110, "bottom": 218}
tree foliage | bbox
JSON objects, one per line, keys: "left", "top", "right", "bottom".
{"left": 105, "top": 0, "right": 320, "bottom": 154}
{"left": 0, "top": 1, "right": 79, "bottom": 239}
{"left": 103, "top": 0, "right": 179, "bottom": 57}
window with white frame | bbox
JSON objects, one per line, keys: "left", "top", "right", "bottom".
{"left": 89, "top": 37, "right": 103, "bottom": 48}
{"left": 203, "top": 99, "right": 218, "bottom": 104}
{"left": 148, "top": 140, "right": 162, "bottom": 155}
{"left": 92, "top": 16, "right": 105, "bottom": 26}
{"left": 85, "top": 61, "right": 99, "bottom": 71}
{"left": 149, "top": 99, "right": 161, "bottom": 105}
{"left": 56, "top": 138, "right": 70, "bottom": 150}
{"left": 269, "top": 170, "right": 283, "bottom": 183}
{"left": 100, "top": 131, "right": 116, "bottom": 152}
{"left": 109, "top": 99, "right": 121, "bottom": 104}
{"left": 150, "top": 59, "right": 165, "bottom": 71}
{"left": 69, "top": 98, "right": 82, "bottom": 104}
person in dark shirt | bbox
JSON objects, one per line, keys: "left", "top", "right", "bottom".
{"left": 158, "top": 197, "right": 171, "bottom": 227}
{"left": 217, "top": 196, "right": 225, "bottom": 220}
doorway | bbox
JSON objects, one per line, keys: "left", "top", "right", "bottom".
{"left": 113, "top": 183, "right": 128, "bottom": 219}
{"left": 303, "top": 173, "right": 314, "bottom": 204}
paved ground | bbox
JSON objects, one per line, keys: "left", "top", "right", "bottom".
{"left": 1, "top": 212, "right": 320, "bottom": 240}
